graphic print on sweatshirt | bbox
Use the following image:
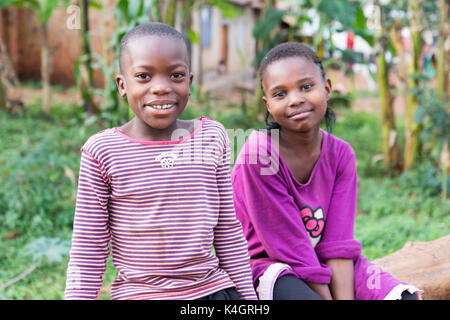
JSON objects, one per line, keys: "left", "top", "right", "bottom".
{"left": 300, "top": 206, "right": 325, "bottom": 248}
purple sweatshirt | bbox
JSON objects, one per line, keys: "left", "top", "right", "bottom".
{"left": 231, "top": 129, "right": 413, "bottom": 300}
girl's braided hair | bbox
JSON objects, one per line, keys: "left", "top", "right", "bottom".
{"left": 259, "top": 42, "right": 336, "bottom": 132}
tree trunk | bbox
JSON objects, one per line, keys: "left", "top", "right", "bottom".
{"left": 197, "top": 8, "right": 203, "bottom": 90}
{"left": 404, "top": 0, "right": 423, "bottom": 170}
{"left": 373, "top": 235, "right": 450, "bottom": 300}
{"left": 390, "top": 19, "right": 408, "bottom": 109}
{"left": 41, "top": 22, "right": 51, "bottom": 114}
{"left": 436, "top": 0, "right": 449, "bottom": 101}
{"left": 180, "top": 0, "right": 194, "bottom": 69}
{"left": 79, "top": 0, "right": 100, "bottom": 114}
{"left": 0, "top": 39, "right": 9, "bottom": 109}
{"left": 0, "top": 75, "right": 6, "bottom": 109}
{"left": 254, "top": 0, "right": 278, "bottom": 120}
{"left": 0, "top": 37, "right": 22, "bottom": 112}
{"left": 165, "top": 0, "right": 177, "bottom": 27}
{"left": 150, "top": 0, "right": 163, "bottom": 22}
{"left": 375, "top": 1, "right": 402, "bottom": 172}
{"left": 390, "top": 19, "right": 409, "bottom": 172}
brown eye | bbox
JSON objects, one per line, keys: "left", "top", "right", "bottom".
{"left": 136, "top": 73, "right": 150, "bottom": 80}
{"left": 171, "top": 72, "right": 185, "bottom": 79}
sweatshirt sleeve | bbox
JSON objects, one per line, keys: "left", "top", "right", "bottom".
{"left": 232, "top": 160, "right": 332, "bottom": 284}
{"left": 64, "top": 149, "right": 111, "bottom": 300}
{"left": 213, "top": 138, "right": 258, "bottom": 300}
{"left": 315, "top": 145, "right": 362, "bottom": 262}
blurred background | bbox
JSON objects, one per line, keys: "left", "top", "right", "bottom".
{"left": 0, "top": 0, "right": 448, "bottom": 299}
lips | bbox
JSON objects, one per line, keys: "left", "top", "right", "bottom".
{"left": 287, "top": 108, "right": 313, "bottom": 120}
{"left": 144, "top": 100, "right": 177, "bottom": 112}
{"left": 146, "top": 103, "right": 174, "bottom": 110}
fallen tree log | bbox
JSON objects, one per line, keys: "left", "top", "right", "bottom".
{"left": 373, "top": 235, "right": 450, "bottom": 300}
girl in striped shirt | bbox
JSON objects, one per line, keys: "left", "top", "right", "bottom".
{"left": 64, "top": 22, "right": 257, "bottom": 300}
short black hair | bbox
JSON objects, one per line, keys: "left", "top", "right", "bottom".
{"left": 119, "top": 22, "right": 189, "bottom": 73}
{"left": 260, "top": 42, "right": 326, "bottom": 86}
{"left": 260, "top": 42, "right": 335, "bottom": 133}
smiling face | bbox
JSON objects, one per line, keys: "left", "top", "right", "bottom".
{"left": 116, "top": 35, "right": 192, "bottom": 135}
{"left": 262, "top": 56, "right": 332, "bottom": 134}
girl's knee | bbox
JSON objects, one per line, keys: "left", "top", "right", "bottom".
{"left": 273, "top": 275, "right": 323, "bottom": 300}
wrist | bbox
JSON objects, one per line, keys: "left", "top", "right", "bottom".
{"left": 306, "top": 281, "right": 333, "bottom": 300}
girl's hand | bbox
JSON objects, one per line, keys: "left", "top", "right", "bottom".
{"left": 306, "top": 282, "right": 333, "bottom": 300}
{"left": 415, "top": 291, "right": 423, "bottom": 300}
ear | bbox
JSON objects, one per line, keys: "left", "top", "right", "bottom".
{"left": 262, "top": 95, "right": 271, "bottom": 113}
{"left": 115, "top": 74, "right": 127, "bottom": 97}
{"left": 324, "top": 78, "right": 332, "bottom": 101}
{"left": 188, "top": 73, "right": 194, "bottom": 95}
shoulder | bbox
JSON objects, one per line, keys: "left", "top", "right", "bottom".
{"left": 201, "top": 116, "right": 227, "bottom": 135}
{"left": 235, "top": 130, "right": 272, "bottom": 161}
{"left": 323, "top": 130, "right": 355, "bottom": 163}
{"left": 200, "top": 116, "right": 230, "bottom": 148}
{"left": 81, "top": 128, "right": 120, "bottom": 159}
{"left": 232, "top": 130, "right": 279, "bottom": 178}
{"left": 323, "top": 131, "right": 357, "bottom": 177}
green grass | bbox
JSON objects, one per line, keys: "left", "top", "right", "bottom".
{"left": 0, "top": 102, "right": 448, "bottom": 299}
{"left": 332, "top": 110, "right": 449, "bottom": 260}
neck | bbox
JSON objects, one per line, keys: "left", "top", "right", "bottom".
{"left": 279, "top": 126, "right": 322, "bottom": 154}
{"left": 127, "top": 118, "right": 180, "bottom": 142}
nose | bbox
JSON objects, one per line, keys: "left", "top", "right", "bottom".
{"left": 150, "top": 78, "right": 172, "bottom": 95}
{"left": 288, "top": 91, "right": 305, "bottom": 107}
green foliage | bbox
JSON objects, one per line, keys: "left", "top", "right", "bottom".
{"left": 327, "top": 91, "right": 352, "bottom": 110}
{"left": 411, "top": 75, "right": 450, "bottom": 161}
{"left": 0, "top": 104, "right": 101, "bottom": 234}
{"left": 209, "top": 0, "right": 243, "bottom": 19}
{"left": 332, "top": 113, "right": 449, "bottom": 260}
{"left": 25, "top": 237, "right": 71, "bottom": 262}
{"left": 333, "top": 110, "right": 384, "bottom": 176}
{"left": 38, "top": 0, "right": 58, "bottom": 23}
{"left": 253, "top": 8, "right": 286, "bottom": 40}
{"left": 355, "top": 206, "right": 449, "bottom": 260}
{"left": 331, "top": 109, "right": 449, "bottom": 260}
{"left": 317, "top": 0, "right": 358, "bottom": 28}
{"left": 0, "top": 0, "right": 66, "bottom": 23}
{"left": 0, "top": 105, "right": 102, "bottom": 299}
{"left": 1, "top": 103, "right": 447, "bottom": 299}
{"left": 252, "top": 8, "right": 287, "bottom": 68}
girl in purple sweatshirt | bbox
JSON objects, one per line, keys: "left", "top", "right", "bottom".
{"left": 231, "top": 42, "right": 422, "bottom": 300}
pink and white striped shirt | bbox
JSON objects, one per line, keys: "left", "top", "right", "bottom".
{"left": 64, "top": 117, "right": 257, "bottom": 300}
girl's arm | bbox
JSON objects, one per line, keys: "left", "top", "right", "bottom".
{"left": 314, "top": 144, "right": 362, "bottom": 299}
{"left": 214, "top": 140, "right": 258, "bottom": 300}
{"left": 315, "top": 146, "right": 361, "bottom": 261}
{"left": 326, "top": 258, "right": 355, "bottom": 300}
{"left": 232, "top": 157, "right": 332, "bottom": 286}
{"left": 64, "top": 149, "right": 110, "bottom": 300}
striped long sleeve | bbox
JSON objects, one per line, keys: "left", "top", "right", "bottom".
{"left": 213, "top": 134, "right": 257, "bottom": 300}
{"left": 64, "top": 117, "right": 256, "bottom": 300}
{"left": 65, "top": 150, "right": 111, "bottom": 299}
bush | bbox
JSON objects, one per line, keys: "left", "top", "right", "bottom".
{"left": 0, "top": 109, "right": 101, "bottom": 235}
{"left": 332, "top": 110, "right": 384, "bottom": 177}
{"left": 1, "top": 104, "right": 447, "bottom": 299}
{"left": 332, "top": 110, "right": 449, "bottom": 260}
